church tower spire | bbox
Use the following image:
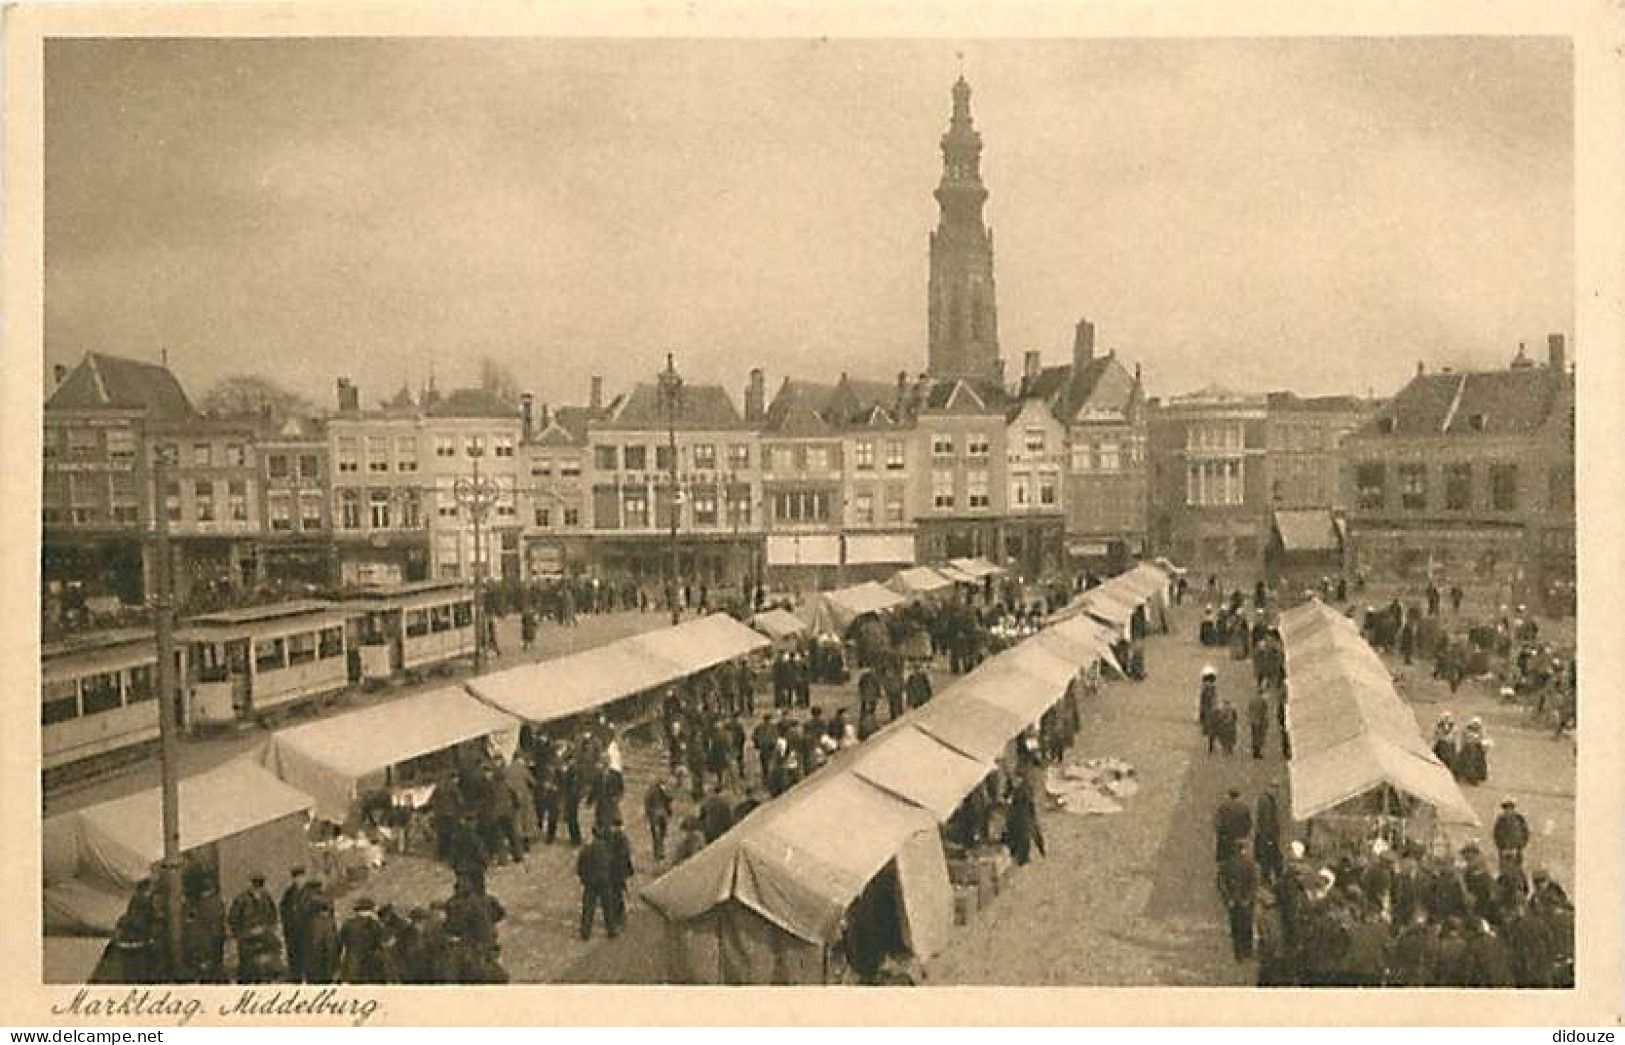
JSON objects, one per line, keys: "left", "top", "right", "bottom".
{"left": 927, "top": 75, "right": 1000, "bottom": 382}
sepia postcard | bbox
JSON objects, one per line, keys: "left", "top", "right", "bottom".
{"left": 1, "top": 0, "right": 1621, "bottom": 1028}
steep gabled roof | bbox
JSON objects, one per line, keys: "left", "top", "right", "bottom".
{"left": 597, "top": 382, "right": 745, "bottom": 432}
{"left": 425, "top": 388, "right": 518, "bottom": 419}
{"left": 1023, "top": 353, "right": 1137, "bottom": 423}
{"left": 1355, "top": 366, "right": 1567, "bottom": 439}
{"left": 921, "top": 376, "right": 1006, "bottom": 415}
{"left": 761, "top": 379, "right": 838, "bottom": 436}
{"left": 47, "top": 352, "right": 195, "bottom": 420}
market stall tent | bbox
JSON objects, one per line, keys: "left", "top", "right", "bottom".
{"left": 751, "top": 607, "right": 808, "bottom": 642}
{"left": 1291, "top": 733, "right": 1479, "bottom": 826}
{"left": 260, "top": 686, "right": 519, "bottom": 824}
{"left": 467, "top": 641, "right": 674, "bottom": 724}
{"left": 798, "top": 582, "right": 906, "bottom": 635}
{"left": 886, "top": 565, "right": 956, "bottom": 598}
{"left": 43, "top": 758, "right": 313, "bottom": 935}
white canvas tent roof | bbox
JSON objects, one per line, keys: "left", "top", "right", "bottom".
{"left": 887, "top": 565, "right": 956, "bottom": 596}
{"left": 469, "top": 641, "right": 674, "bottom": 723}
{"left": 261, "top": 687, "right": 518, "bottom": 822}
{"left": 751, "top": 607, "right": 809, "bottom": 641}
{"left": 629, "top": 613, "right": 769, "bottom": 676}
{"left": 799, "top": 582, "right": 906, "bottom": 634}
{"left": 948, "top": 557, "right": 1004, "bottom": 579}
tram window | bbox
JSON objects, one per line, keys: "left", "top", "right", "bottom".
{"left": 126, "top": 664, "right": 156, "bottom": 703}
{"left": 430, "top": 606, "right": 453, "bottom": 633}
{"left": 405, "top": 610, "right": 430, "bottom": 638}
{"left": 80, "top": 671, "right": 123, "bottom": 715}
{"left": 42, "top": 680, "right": 79, "bottom": 724}
{"left": 287, "top": 633, "right": 317, "bottom": 666}
{"left": 452, "top": 601, "right": 473, "bottom": 628}
{"left": 255, "top": 638, "right": 287, "bottom": 673}
{"left": 318, "top": 627, "right": 344, "bottom": 659}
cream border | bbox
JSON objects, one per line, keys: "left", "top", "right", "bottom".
{"left": 2, "top": 0, "right": 1620, "bottom": 1026}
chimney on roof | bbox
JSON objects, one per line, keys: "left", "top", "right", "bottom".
{"left": 52, "top": 363, "right": 67, "bottom": 387}
{"left": 745, "top": 368, "right": 766, "bottom": 424}
{"left": 1023, "top": 350, "right": 1042, "bottom": 384}
{"left": 336, "top": 378, "right": 359, "bottom": 413}
{"left": 1548, "top": 333, "right": 1567, "bottom": 372}
{"left": 1510, "top": 342, "right": 1533, "bottom": 370}
{"left": 588, "top": 375, "right": 603, "bottom": 412}
{"left": 895, "top": 370, "right": 909, "bottom": 412}
{"left": 1416, "top": 361, "right": 1425, "bottom": 378}
{"left": 519, "top": 392, "right": 534, "bottom": 441}
{"left": 539, "top": 402, "right": 553, "bottom": 431}
{"left": 1073, "top": 318, "right": 1096, "bottom": 372}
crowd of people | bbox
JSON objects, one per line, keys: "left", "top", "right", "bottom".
{"left": 1214, "top": 787, "right": 1574, "bottom": 987}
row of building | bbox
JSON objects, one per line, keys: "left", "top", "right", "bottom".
{"left": 40, "top": 329, "right": 1574, "bottom": 616}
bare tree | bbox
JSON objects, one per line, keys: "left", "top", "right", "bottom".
{"left": 198, "top": 374, "right": 316, "bottom": 419}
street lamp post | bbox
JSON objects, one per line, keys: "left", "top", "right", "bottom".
{"left": 658, "top": 353, "right": 684, "bottom": 626}
{"left": 148, "top": 442, "right": 183, "bottom": 974}
{"left": 454, "top": 448, "right": 502, "bottom": 674}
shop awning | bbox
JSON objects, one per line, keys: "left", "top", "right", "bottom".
{"left": 766, "top": 534, "right": 841, "bottom": 567}
{"left": 846, "top": 533, "right": 917, "bottom": 566}
{"left": 261, "top": 687, "right": 519, "bottom": 822}
{"left": 887, "top": 565, "right": 956, "bottom": 597}
{"left": 629, "top": 613, "right": 769, "bottom": 676}
{"left": 751, "top": 607, "right": 809, "bottom": 641}
{"left": 1291, "top": 734, "right": 1480, "bottom": 826}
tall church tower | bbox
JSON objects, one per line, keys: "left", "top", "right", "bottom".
{"left": 927, "top": 76, "right": 1000, "bottom": 382}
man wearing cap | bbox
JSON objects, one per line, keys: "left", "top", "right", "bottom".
{"left": 1493, "top": 798, "right": 1531, "bottom": 878}
{"left": 302, "top": 894, "right": 341, "bottom": 983}
{"left": 278, "top": 866, "right": 315, "bottom": 982}
{"left": 338, "top": 898, "right": 392, "bottom": 983}
{"left": 228, "top": 872, "right": 281, "bottom": 983}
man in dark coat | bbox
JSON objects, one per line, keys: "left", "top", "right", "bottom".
{"left": 700, "top": 785, "right": 734, "bottom": 843}
{"left": 1247, "top": 689, "right": 1270, "bottom": 760}
{"left": 302, "top": 896, "right": 341, "bottom": 983}
{"left": 559, "top": 755, "right": 584, "bottom": 846}
{"left": 576, "top": 824, "right": 633, "bottom": 940}
{"left": 1214, "top": 789, "right": 1253, "bottom": 862}
{"left": 1213, "top": 698, "right": 1239, "bottom": 756}
{"left": 279, "top": 866, "right": 315, "bottom": 981}
{"left": 905, "top": 663, "right": 933, "bottom": 709}
{"left": 1252, "top": 789, "right": 1283, "bottom": 885}
{"left": 1217, "top": 842, "right": 1259, "bottom": 960}
{"left": 1002, "top": 776, "right": 1045, "bottom": 866}
{"left": 443, "top": 879, "right": 501, "bottom": 959}
{"left": 644, "top": 776, "right": 675, "bottom": 862}
{"left": 180, "top": 878, "right": 227, "bottom": 983}
{"left": 338, "top": 898, "right": 392, "bottom": 983}
{"left": 1198, "top": 667, "right": 1218, "bottom": 745}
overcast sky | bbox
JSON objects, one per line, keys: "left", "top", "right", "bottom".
{"left": 44, "top": 37, "right": 1572, "bottom": 410}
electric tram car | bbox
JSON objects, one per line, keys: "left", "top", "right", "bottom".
{"left": 41, "top": 584, "right": 479, "bottom": 778}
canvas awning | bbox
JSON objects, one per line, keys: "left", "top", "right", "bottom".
{"left": 629, "top": 613, "right": 769, "bottom": 676}
{"left": 846, "top": 533, "right": 917, "bottom": 566}
{"left": 261, "top": 687, "right": 519, "bottom": 822}
{"left": 752, "top": 608, "right": 809, "bottom": 641}
{"left": 1291, "top": 734, "right": 1479, "bottom": 826}
{"left": 887, "top": 565, "right": 956, "bottom": 597}
{"left": 799, "top": 582, "right": 907, "bottom": 633}
{"left": 1080, "top": 587, "right": 1141, "bottom": 628}
{"left": 766, "top": 534, "right": 841, "bottom": 567}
